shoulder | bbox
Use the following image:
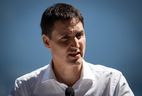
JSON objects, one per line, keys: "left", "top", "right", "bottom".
{"left": 85, "top": 61, "right": 122, "bottom": 79}
{"left": 11, "top": 65, "right": 50, "bottom": 95}
{"left": 86, "top": 61, "right": 121, "bottom": 73}
{"left": 85, "top": 61, "right": 124, "bottom": 89}
{"left": 84, "top": 61, "right": 134, "bottom": 95}
{"left": 15, "top": 64, "right": 49, "bottom": 87}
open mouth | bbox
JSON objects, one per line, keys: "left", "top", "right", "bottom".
{"left": 68, "top": 52, "right": 81, "bottom": 57}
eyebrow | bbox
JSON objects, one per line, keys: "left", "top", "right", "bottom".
{"left": 59, "top": 30, "right": 84, "bottom": 36}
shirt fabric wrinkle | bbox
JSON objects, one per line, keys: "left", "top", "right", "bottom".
{"left": 9, "top": 59, "right": 134, "bottom": 96}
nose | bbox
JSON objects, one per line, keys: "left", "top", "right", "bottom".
{"left": 71, "top": 37, "right": 80, "bottom": 48}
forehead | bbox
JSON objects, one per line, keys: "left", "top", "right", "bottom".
{"left": 53, "top": 18, "right": 84, "bottom": 35}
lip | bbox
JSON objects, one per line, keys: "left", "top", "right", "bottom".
{"left": 68, "top": 52, "right": 81, "bottom": 59}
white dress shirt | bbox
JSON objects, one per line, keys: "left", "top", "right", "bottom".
{"left": 10, "top": 60, "right": 134, "bottom": 96}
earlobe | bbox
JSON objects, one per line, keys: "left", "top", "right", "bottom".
{"left": 42, "top": 34, "right": 51, "bottom": 48}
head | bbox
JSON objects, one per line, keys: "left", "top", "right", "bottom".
{"left": 40, "top": 3, "right": 84, "bottom": 39}
{"left": 40, "top": 3, "right": 86, "bottom": 66}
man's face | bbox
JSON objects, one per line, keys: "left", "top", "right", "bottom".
{"left": 44, "top": 18, "right": 86, "bottom": 66}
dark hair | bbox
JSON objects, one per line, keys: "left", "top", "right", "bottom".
{"left": 40, "top": 3, "right": 84, "bottom": 38}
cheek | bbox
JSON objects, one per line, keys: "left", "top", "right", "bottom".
{"left": 57, "top": 40, "right": 71, "bottom": 47}
{"left": 50, "top": 42, "right": 68, "bottom": 54}
{"left": 80, "top": 38, "right": 86, "bottom": 48}
{"left": 81, "top": 39, "right": 86, "bottom": 57}
{"left": 51, "top": 46, "right": 65, "bottom": 58}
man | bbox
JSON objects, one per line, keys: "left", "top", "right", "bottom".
{"left": 10, "top": 3, "right": 134, "bottom": 96}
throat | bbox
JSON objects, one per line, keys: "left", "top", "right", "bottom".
{"left": 57, "top": 71, "right": 81, "bottom": 87}
{"left": 52, "top": 62, "right": 82, "bottom": 87}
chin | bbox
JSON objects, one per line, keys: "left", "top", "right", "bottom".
{"left": 68, "top": 58, "right": 83, "bottom": 65}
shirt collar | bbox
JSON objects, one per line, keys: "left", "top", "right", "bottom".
{"left": 41, "top": 63, "right": 56, "bottom": 83}
{"left": 41, "top": 59, "right": 96, "bottom": 83}
{"left": 81, "top": 60, "right": 96, "bottom": 81}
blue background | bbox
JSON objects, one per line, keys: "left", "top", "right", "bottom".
{"left": 0, "top": 0, "right": 141, "bottom": 96}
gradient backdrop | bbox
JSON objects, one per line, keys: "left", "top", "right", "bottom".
{"left": 0, "top": 0, "right": 142, "bottom": 96}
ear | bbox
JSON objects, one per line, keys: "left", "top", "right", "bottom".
{"left": 42, "top": 34, "right": 51, "bottom": 48}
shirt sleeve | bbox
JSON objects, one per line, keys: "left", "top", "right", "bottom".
{"left": 115, "top": 73, "right": 134, "bottom": 96}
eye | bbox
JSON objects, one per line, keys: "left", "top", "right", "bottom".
{"left": 61, "top": 35, "right": 70, "bottom": 41}
{"left": 76, "top": 32, "right": 84, "bottom": 39}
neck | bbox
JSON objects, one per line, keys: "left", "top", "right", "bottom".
{"left": 52, "top": 60, "right": 83, "bottom": 87}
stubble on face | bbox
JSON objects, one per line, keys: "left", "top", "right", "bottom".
{"left": 50, "top": 18, "right": 86, "bottom": 66}
{"left": 47, "top": 18, "right": 86, "bottom": 86}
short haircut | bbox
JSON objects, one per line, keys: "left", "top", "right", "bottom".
{"left": 40, "top": 3, "right": 84, "bottom": 39}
